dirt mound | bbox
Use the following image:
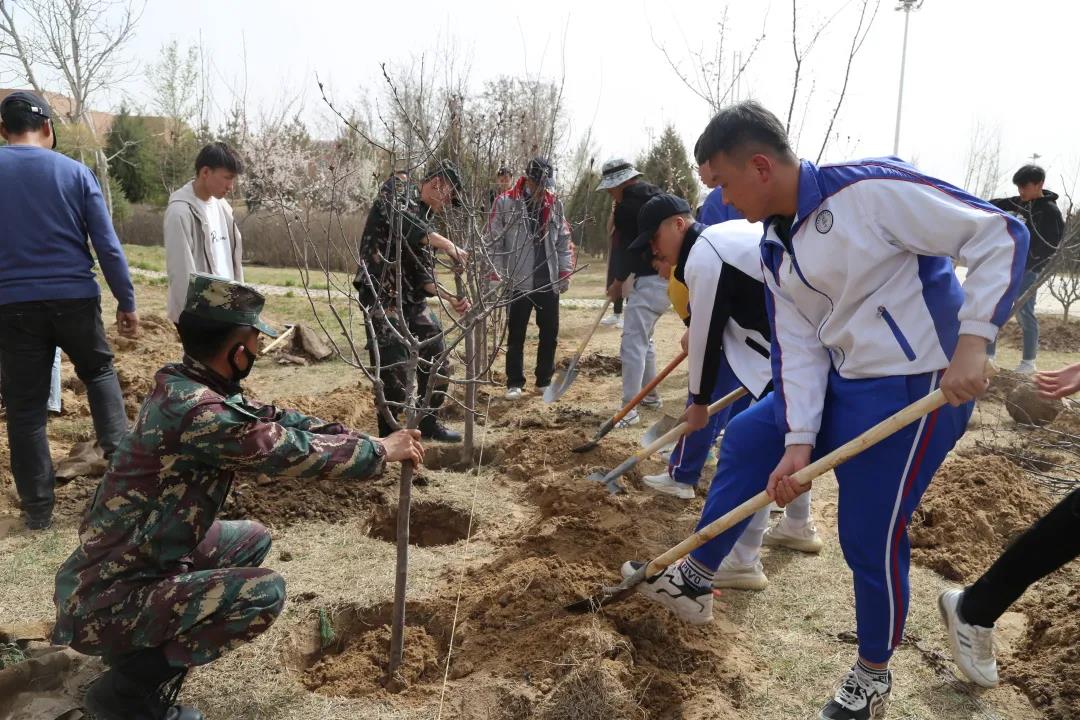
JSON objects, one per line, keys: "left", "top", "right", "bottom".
{"left": 910, "top": 455, "right": 1053, "bottom": 581}
{"left": 221, "top": 472, "right": 388, "bottom": 527}
{"left": 367, "top": 501, "right": 473, "bottom": 546}
{"left": 998, "top": 315, "right": 1080, "bottom": 353}
{"left": 277, "top": 381, "right": 377, "bottom": 433}
{"left": 1006, "top": 383, "right": 1064, "bottom": 426}
{"left": 1009, "top": 575, "right": 1080, "bottom": 720}
{"left": 556, "top": 352, "right": 621, "bottom": 376}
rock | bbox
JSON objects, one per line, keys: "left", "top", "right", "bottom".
{"left": 294, "top": 324, "right": 334, "bottom": 361}
{"left": 1006, "top": 383, "right": 1063, "bottom": 426}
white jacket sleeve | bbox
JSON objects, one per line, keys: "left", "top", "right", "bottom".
{"left": 863, "top": 179, "right": 1029, "bottom": 342}
{"left": 763, "top": 266, "right": 832, "bottom": 447}
{"left": 164, "top": 204, "right": 198, "bottom": 324}
{"left": 684, "top": 254, "right": 721, "bottom": 399}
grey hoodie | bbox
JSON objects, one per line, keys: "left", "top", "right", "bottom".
{"left": 163, "top": 180, "right": 244, "bottom": 322}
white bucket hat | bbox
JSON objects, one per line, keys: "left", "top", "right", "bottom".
{"left": 595, "top": 158, "right": 643, "bottom": 191}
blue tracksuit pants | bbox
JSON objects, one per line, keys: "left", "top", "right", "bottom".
{"left": 668, "top": 354, "right": 752, "bottom": 485}
{"left": 688, "top": 369, "right": 972, "bottom": 663}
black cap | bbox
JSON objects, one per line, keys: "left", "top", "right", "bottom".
{"left": 1, "top": 90, "right": 56, "bottom": 148}
{"left": 525, "top": 157, "right": 554, "bottom": 186}
{"left": 425, "top": 159, "right": 466, "bottom": 207}
{"left": 630, "top": 194, "right": 693, "bottom": 250}
{"left": 496, "top": 166, "right": 512, "bottom": 176}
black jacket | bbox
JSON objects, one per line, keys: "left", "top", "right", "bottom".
{"left": 989, "top": 190, "right": 1065, "bottom": 272}
{"left": 611, "top": 181, "right": 661, "bottom": 281}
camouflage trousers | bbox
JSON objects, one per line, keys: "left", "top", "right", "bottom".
{"left": 367, "top": 305, "right": 451, "bottom": 436}
{"left": 67, "top": 520, "right": 285, "bottom": 668}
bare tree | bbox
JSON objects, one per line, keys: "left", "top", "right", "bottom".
{"left": 961, "top": 121, "right": 1003, "bottom": 199}
{"left": 0, "top": 0, "right": 143, "bottom": 213}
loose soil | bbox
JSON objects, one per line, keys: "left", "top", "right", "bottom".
{"left": 1010, "top": 576, "right": 1080, "bottom": 720}
{"left": 998, "top": 315, "right": 1080, "bottom": 353}
{"left": 1006, "top": 383, "right": 1064, "bottom": 426}
{"left": 555, "top": 351, "right": 621, "bottom": 376}
{"left": 366, "top": 501, "right": 473, "bottom": 547}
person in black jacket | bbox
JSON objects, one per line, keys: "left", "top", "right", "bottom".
{"left": 988, "top": 164, "right": 1066, "bottom": 373}
{"left": 595, "top": 158, "right": 665, "bottom": 427}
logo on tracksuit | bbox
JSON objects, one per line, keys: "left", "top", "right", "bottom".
{"left": 815, "top": 209, "right": 834, "bottom": 234}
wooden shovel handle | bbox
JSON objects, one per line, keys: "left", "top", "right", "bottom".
{"left": 636, "top": 386, "right": 749, "bottom": 461}
{"left": 567, "top": 299, "right": 613, "bottom": 363}
{"left": 262, "top": 325, "right": 296, "bottom": 354}
{"left": 644, "top": 386, "right": 951, "bottom": 576}
{"left": 610, "top": 351, "right": 687, "bottom": 425}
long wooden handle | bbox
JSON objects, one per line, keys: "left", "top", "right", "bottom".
{"left": 644, "top": 387, "right": 948, "bottom": 575}
{"left": 610, "top": 351, "right": 687, "bottom": 425}
{"left": 262, "top": 325, "right": 297, "bottom": 354}
{"left": 636, "top": 386, "right": 749, "bottom": 461}
{"left": 567, "top": 299, "right": 612, "bottom": 363}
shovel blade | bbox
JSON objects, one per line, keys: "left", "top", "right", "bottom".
{"left": 571, "top": 438, "right": 599, "bottom": 453}
{"left": 586, "top": 469, "right": 612, "bottom": 483}
{"left": 586, "top": 469, "right": 625, "bottom": 495}
{"left": 563, "top": 566, "right": 646, "bottom": 614}
{"left": 640, "top": 414, "right": 681, "bottom": 449}
{"left": 543, "top": 366, "right": 577, "bottom": 404}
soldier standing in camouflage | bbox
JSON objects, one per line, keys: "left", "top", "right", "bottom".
{"left": 354, "top": 160, "right": 471, "bottom": 443}
{"left": 53, "top": 274, "right": 423, "bottom": 720}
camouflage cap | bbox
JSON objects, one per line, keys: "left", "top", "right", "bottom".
{"left": 183, "top": 273, "right": 279, "bottom": 337}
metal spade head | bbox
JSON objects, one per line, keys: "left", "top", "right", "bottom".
{"left": 640, "top": 414, "right": 680, "bottom": 449}
{"left": 564, "top": 564, "right": 647, "bottom": 613}
{"left": 586, "top": 469, "right": 625, "bottom": 495}
{"left": 543, "top": 366, "right": 578, "bottom": 403}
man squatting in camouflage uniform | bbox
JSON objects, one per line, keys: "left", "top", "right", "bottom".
{"left": 52, "top": 274, "right": 424, "bottom": 720}
{"left": 354, "top": 160, "right": 471, "bottom": 443}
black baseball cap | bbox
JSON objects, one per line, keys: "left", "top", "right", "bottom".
{"left": 425, "top": 159, "right": 466, "bottom": 207}
{"left": 1, "top": 90, "right": 56, "bottom": 148}
{"left": 630, "top": 194, "right": 693, "bottom": 250}
{"left": 525, "top": 157, "right": 553, "bottom": 185}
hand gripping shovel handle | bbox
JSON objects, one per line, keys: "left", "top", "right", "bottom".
{"left": 640, "top": 386, "right": 951, "bottom": 577}
{"left": 581, "top": 351, "right": 687, "bottom": 448}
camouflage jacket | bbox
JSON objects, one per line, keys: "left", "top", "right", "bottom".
{"left": 53, "top": 358, "right": 384, "bottom": 634}
{"left": 353, "top": 178, "right": 438, "bottom": 310}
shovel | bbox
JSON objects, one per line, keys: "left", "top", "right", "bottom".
{"left": 566, "top": 381, "right": 961, "bottom": 613}
{"left": 639, "top": 414, "right": 683, "bottom": 451}
{"left": 572, "top": 350, "right": 687, "bottom": 453}
{"left": 262, "top": 324, "right": 296, "bottom": 354}
{"left": 586, "top": 386, "right": 749, "bottom": 494}
{"left": 544, "top": 299, "right": 612, "bottom": 404}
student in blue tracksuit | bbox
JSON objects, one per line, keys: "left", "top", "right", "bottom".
{"left": 621, "top": 102, "right": 1027, "bottom": 720}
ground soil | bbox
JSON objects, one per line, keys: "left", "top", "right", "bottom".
{"left": 998, "top": 315, "right": 1080, "bottom": 353}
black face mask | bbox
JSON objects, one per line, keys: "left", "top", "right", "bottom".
{"left": 227, "top": 343, "right": 257, "bottom": 382}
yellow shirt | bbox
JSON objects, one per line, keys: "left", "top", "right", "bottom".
{"left": 668, "top": 276, "right": 690, "bottom": 322}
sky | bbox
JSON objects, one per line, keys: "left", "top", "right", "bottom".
{"left": 94, "top": 0, "right": 1080, "bottom": 200}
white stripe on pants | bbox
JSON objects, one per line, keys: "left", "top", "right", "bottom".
{"left": 620, "top": 275, "right": 670, "bottom": 406}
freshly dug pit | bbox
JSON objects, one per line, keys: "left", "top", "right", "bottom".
{"left": 556, "top": 352, "right": 621, "bottom": 376}
{"left": 297, "top": 601, "right": 448, "bottom": 697}
{"left": 422, "top": 442, "right": 505, "bottom": 471}
{"left": 221, "top": 475, "right": 387, "bottom": 528}
{"left": 367, "top": 501, "right": 472, "bottom": 546}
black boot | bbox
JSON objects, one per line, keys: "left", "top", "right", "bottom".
{"left": 419, "top": 415, "right": 462, "bottom": 443}
{"left": 84, "top": 648, "right": 204, "bottom": 720}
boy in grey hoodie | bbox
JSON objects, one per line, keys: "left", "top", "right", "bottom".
{"left": 164, "top": 142, "right": 245, "bottom": 323}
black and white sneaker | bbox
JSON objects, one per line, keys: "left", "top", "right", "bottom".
{"left": 819, "top": 667, "right": 891, "bottom": 720}
{"left": 620, "top": 561, "right": 713, "bottom": 624}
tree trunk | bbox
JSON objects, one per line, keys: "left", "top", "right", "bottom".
{"left": 95, "top": 148, "right": 114, "bottom": 217}
{"left": 387, "top": 354, "right": 418, "bottom": 682}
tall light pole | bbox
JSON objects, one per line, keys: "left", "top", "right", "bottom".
{"left": 893, "top": 0, "right": 924, "bottom": 155}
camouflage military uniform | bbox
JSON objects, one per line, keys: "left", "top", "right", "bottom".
{"left": 354, "top": 177, "right": 450, "bottom": 436}
{"left": 53, "top": 275, "right": 386, "bottom": 668}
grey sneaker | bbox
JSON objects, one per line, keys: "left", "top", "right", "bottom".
{"left": 938, "top": 588, "right": 998, "bottom": 687}
{"left": 642, "top": 472, "right": 696, "bottom": 500}
{"left": 763, "top": 516, "right": 824, "bottom": 553}
{"left": 819, "top": 667, "right": 891, "bottom": 720}
{"left": 615, "top": 410, "right": 640, "bottom": 429}
{"left": 620, "top": 561, "right": 713, "bottom": 624}
{"left": 712, "top": 556, "right": 768, "bottom": 591}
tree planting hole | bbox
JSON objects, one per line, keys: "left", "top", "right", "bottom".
{"left": 367, "top": 502, "right": 472, "bottom": 547}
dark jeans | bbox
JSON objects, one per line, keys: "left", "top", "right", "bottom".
{"left": 961, "top": 487, "right": 1080, "bottom": 627}
{"left": 506, "top": 290, "right": 559, "bottom": 389}
{"left": 0, "top": 298, "right": 128, "bottom": 519}
{"left": 605, "top": 254, "right": 622, "bottom": 315}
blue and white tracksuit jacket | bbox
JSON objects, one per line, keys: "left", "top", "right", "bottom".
{"left": 688, "top": 157, "right": 1029, "bottom": 663}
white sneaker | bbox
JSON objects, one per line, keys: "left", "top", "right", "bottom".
{"left": 600, "top": 313, "right": 622, "bottom": 326}
{"left": 505, "top": 387, "right": 524, "bottom": 400}
{"left": 764, "top": 516, "right": 824, "bottom": 554}
{"left": 1014, "top": 359, "right": 1036, "bottom": 374}
{"left": 937, "top": 589, "right": 999, "bottom": 688}
{"left": 819, "top": 667, "right": 892, "bottom": 720}
{"left": 615, "top": 410, "right": 640, "bottom": 428}
{"left": 712, "top": 556, "right": 768, "bottom": 591}
{"left": 640, "top": 394, "right": 662, "bottom": 410}
{"left": 620, "top": 561, "right": 713, "bottom": 624}
{"left": 642, "top": 472, "right": 695, "bottom": 500}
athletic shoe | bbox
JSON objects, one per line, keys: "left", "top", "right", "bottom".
{"left": 937, "top": 589, "right": 999, "bottom": 687}
{"left": 620, "top": 561, "right": 713, "bottom": 624}
{"left": 1015, "top": 359, "right": 1036, "bottom": 374}
{"left": 600, "top": 313, "right": 623, "bottom": 326}
{"left": 819, "top": 667, "right": 892, "bottom": 720}
{"left": 640, "top": 394, "right": 663, "bottom": 410}
{"left": 712, "top": 556, "right": 768, "bottom": 590}
{"left": 763, "top": 515, "right": 824, "bottom": 554}
{"left": 505, "top": 387, "right": 524, "bottom": 400}
{"left": 642, "top": 472, "right": 695, "bottom": 500}
{"left": 615, "top": 411, "right": 640, "bottom": 429}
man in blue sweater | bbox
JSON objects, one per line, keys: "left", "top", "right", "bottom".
{"left": 0, "top": 90, "right": 139, "bottom": 531}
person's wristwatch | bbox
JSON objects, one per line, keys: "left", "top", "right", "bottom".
{"left": 371, "top": 438, "right": 387, "bottom": 472}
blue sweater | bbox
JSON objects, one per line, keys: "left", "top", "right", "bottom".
{"left": 0, "top": 145, "right": 135, "bottom": 312}
{"left": 697, "top": 187, "right": 744, "bottom": 225}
